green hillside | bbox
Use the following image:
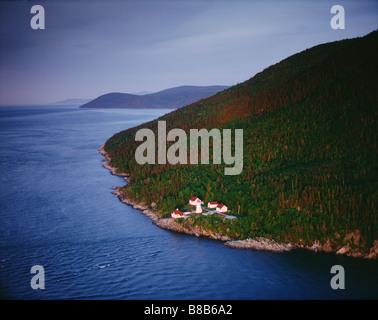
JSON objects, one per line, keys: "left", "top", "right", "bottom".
{"left": 104, "top": 30, "right": 378, "bottom": 253}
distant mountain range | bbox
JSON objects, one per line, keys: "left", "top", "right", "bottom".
{"left": 54, "top": 98, "right": 93, "bottom": 105}
{"left": 79, "top": 85, "right": 229, "bottom": 109}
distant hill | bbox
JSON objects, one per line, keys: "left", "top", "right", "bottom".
{"left": 103, "top": 30, "right": 378, "bottom": 255}
{"left": 54, "top": 98, "right": 92, "bottom": 105}
{"left": 79, "top": 85, "right": 229, "bottom": 109}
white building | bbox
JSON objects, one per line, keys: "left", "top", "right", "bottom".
{"left": 189, "top": 196, "right": 202, "bottom": 206}
{"left": 216, "top": 204, "right": 228, "bottom": 213}
{"left": 195, "top": 202, "right": 202, "bottom": 214}
{"left": 171, "top": 208, "right": 185, "bottom": 219}
{"left": 207, "top": 201, "right": 218, "bottom": 209}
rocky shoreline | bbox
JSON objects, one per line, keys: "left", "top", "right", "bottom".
{"left": 99, "top": 145, "right": 377, "bottom": 259}
{"left": 99, "top": 144, "right": 130, "bottom": 178}
{"left": 224, "top": 238, "right": 295, "bottom": 252}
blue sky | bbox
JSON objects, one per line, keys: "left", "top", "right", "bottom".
{"left": 0, "top": 0, "right": 377, "bottom": 105}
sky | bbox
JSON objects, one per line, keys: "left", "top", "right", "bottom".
{"left": 0, "top": 0, "right": 377, "bottom": 105}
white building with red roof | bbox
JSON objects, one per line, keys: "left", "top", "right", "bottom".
{"left": 189, "top": 196, "right": 202, "bottom": 206}
{"left": 216, "top": 204, "right": 228, "bottom": 213}
{"left": 171, "top": 208, "right": 185, "bottom": 219}
{"left": 207, "top": 201, "right": 218, "bottom": 209}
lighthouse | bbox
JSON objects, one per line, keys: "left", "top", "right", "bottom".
{"left": 195, "top": 202, "right": 202, "bottom": 214}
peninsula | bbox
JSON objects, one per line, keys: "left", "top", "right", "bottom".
{"left": 101, "top": 31, "right": 378, "bottom": 259}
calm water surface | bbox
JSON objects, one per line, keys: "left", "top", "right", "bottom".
{"left": 0, "top": 105, "right": 377, "bottom": 300}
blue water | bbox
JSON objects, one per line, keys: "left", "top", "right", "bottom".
{"left": 0, "top": 105, "right": 377, "bottom": 300}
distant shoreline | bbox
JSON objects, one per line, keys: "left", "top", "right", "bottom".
{"left": 99, "top": 144, "right": 377, "bottom": 259}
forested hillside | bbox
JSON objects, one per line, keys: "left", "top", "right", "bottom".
{"left": 104, "top": 31, "right": 377, "bottom": 253}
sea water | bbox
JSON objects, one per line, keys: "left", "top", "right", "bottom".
{"left": 0, "top": 105, "right": 377, "bottom": 300}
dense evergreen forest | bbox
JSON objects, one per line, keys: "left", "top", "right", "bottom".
{"left": 104, "top": 30, "right": 377, "bottom": 252}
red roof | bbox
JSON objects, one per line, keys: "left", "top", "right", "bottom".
{"left": 189, "top": 196, "right": 199, "bottom": 201}
{"left": 217, "top": 203, "right": 226, "bottom": 209}
{"left": 172, "top": 209, "right": 184, "bottom": 215}
{"left": 209, "top": 201, "right": 218, "bottom": 205}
